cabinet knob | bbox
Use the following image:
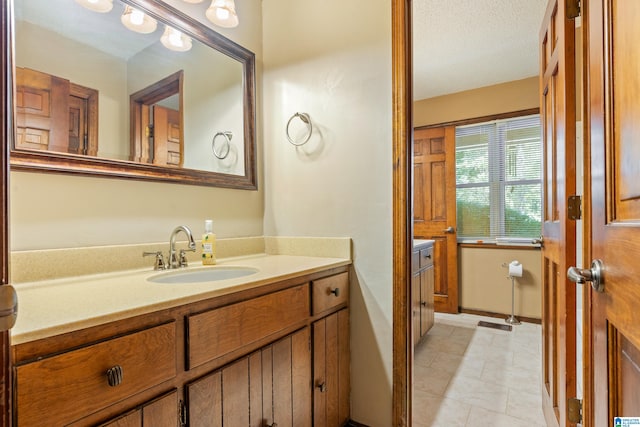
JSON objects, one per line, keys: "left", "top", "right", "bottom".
{"left": 421, "top": 301, "right": 427, "bottom": 307}
{"left": 106, "top": 365, "right": 123, "bottom": 387}
{"left": 329, "top": 287, "right": 340, "bottom": 297}
{"left": 317, "top": 382, "right": 327, "bottom": 392}
{"left": 266, "top": 423, "right": 278, "bottom": 427}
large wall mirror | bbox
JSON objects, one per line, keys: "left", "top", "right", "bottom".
{"left": 10, "top": 0, "right": 257, "bottom": 189}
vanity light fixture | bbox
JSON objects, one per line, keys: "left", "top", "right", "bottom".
{"left": 75, "top": 0, "right": 113, "bottom": 13}
{"left": 205, "top": 0, "right": 239, "bottom": 28}
{"left": 121, "top": 6, "right": 158, "bottom": 34}
{"left": 160, "top": 26, "right": 193, "bottom": 52}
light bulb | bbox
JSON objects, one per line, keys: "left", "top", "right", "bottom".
{"left": 121, "top": 6, "right": 157, "bottom": 34}
{"left": 161, "top": 26, "right": 193, "bottom": 52}
{"left": 205, "top": 0, "right": 238, "bottom": 28}
{"left": 75, "top": 0, "right": 113, "bottom": 13}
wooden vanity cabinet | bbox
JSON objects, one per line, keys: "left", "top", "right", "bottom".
{"left": 412, "top": 244, "right": 434, "bottom": 345}
{"left": 12, "top": 266, "right": 351, "bottom": 427}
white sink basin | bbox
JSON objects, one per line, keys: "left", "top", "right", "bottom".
{"left": 148, "top": 267, "right": 259, "bottom": 284}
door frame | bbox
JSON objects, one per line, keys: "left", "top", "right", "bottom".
{"left": 391, "top": 0, "right": 413, "bottom": 425}
{"left": 1, "top": 0, "right": 13, "bottom": 425}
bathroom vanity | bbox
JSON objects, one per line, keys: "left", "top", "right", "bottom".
{"left": 412, "top": 240, "right": 434, "bottom": 345}
{"left": 11, "top": 253, "right": 351, "bottom": 426}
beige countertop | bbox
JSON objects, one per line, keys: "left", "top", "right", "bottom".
{"left": 413, "top": 239, "right": 435, "bottom": 250}
{"left": 12, "top": 253, "right": 351, "bottom": 345}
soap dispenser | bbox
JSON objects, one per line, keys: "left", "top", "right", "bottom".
{"left": 202, "top": 220, "right": 216, "bottom": 265}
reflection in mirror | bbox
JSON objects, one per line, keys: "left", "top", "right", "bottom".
{"left": 11, "top": 0, "right": 256, "bottom": 188}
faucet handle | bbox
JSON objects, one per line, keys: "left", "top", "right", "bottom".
{"left": 143, "top": 251, "right": 166, "bottom": 270}
{"left": 178, "top": 247, "right": 196, "bottom": 268}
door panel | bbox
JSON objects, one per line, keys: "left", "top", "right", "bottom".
{"left": 153, "top": 105, "right": 182, "bottom": 167}
{"left": 413, "top": 126, "right": 458, "bottom": 313}
{"left": 586, "top": 0, "right": 640, "bottom": 425}
{"left": 539, "top": 0, "right": 576, "bottom": 425}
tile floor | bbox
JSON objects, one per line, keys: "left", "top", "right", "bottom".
{"left": 413, "top": 312, "right": 547, "bottom": 427}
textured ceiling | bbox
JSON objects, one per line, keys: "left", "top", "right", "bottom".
{"left": 412, "top": 0, "right": 548, "bottom": 100}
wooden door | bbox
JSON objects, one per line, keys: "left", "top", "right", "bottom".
{"left": 2, "top": 2, "right": 13, "bottom": 426}
{"left": 539, "top": 0, "right": 577, "bottom": 425}
{"left": 15, "top": 67, "right": 69, "bottom": 153}
{"left": 585, "top": 0, "right": 640, "bottom": 425}
{"left": 413, "top": 126, "right": 458, "bottom": 313}
{"left": 152, "top": 105, "right": 182, "bottom": 167}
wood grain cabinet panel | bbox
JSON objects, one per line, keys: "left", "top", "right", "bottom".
{"left": 187, "top": 328, "right": 311, "bottom": 427}
{"left": 311, "top": 272, "right": 349, "bottom": 315}
{"left": 412, "top": 245, "right": 435, "bottom": 345}
{"left": 99, "top": 390, "right": 178, "bottom": 427}
{"left": 15, "top": 322, "right": 177, "bottom": 427}
{"left": 187, "top": 284, "right": 309, "bottom": 369}
{"left": 313, "top": 309, "right": 349, "bottom": 427}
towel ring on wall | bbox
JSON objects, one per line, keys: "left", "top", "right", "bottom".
{"left": 286, "top": 112, "right": 313, "bottom": 146}
{"left": 212, "top": 131, "right": 232, "bottom": 159}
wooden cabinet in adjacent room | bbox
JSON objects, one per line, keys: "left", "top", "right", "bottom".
{"left": 412, "top": 241, "right": 435, "bottom": 345}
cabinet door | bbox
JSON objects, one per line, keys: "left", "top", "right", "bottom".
{"left": 412, "top": 272, "right": 421, "bottom": 346}
{"left": 100, "top": 390, "right": 178, "bottom": 427}
{"left": 187, "top": 328, "right": 310, "bottom": 427}
{"left": 419, "top": 266, "right": 435, "bottom": 337}
{"left": 263, "top": 327, "right": 311, "bottom": 427}
{"left": 313, "top": 309, "right": 350, "bottom": 427}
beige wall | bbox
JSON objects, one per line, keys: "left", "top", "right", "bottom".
{"left": 459, "top": 247, "right": 542, "bottom": 318}
{"left": 10, "top": 0, "right": 264, "bottom": 251}
{"left": 261, "top": 0, "right": 392, "bottom": 425}
{"left": 413, "top": 76, "right": 540, "bottom": 127}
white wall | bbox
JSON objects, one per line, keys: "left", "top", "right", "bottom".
{"left": 261, "top": 1, "right": 393, "bottom": 425}
{"left": 10, "top": 0, "right": 264, "bottom": 251}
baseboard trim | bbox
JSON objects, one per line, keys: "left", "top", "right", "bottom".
{"left": 345, "top": 420, "right": 370, "bottom": 427}
{"left": 459, "top": 307, "right": 542, "bottom": 325}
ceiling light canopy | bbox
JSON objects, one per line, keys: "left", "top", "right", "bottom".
{"left": 121, "top": 6, "right": 158, "bottom": 34}
{"left": 160, "top": 26, "right": 193, "bottom": 52}
{"left": 205, "top": 0, "right": 239, "bottom": 28}
{"left": 75, "top": 0, "right": 113, "bottom": 13}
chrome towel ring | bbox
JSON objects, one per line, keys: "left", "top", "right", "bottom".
{"left": 286, "top": 112, "right": 313, "bottom": 146}
{"left": 212, "top": 131, "right": 232, "bottom": 159}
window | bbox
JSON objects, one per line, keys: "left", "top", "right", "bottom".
{"left": 455, "top": 115, "right": 542, "bottom": 242}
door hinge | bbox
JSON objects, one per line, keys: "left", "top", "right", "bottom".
{"left": 568, "top": 397, "right": 583, "bottom": 423}
{"left": 567, "top": 0, "right": 581, "bottom": 19}
{"left": 568, "top": 195, "right": 582, "bottom": 220}
{"left": 145, "top": 124, "right": 154, "bottom": 138}
{"left": 0, "top": 285, "right": 17, "bottom": 332}
{"left": 179, "top": 399, "right": 187, "bottom": 426}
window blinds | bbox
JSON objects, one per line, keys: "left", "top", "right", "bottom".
{"left": 455, "top": 115, "right": 542, "bottom": 241}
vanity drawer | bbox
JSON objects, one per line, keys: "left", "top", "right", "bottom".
{"left": 187, "top": 284, "right": 309, "bottom": 369}
{"left": 15, "top": 322, "right": 177, "bottom": 427}
{"left": 419, "top": 246, "right": 434, "bottom": 269}
{"left": 312, "top": 272, "right": 349, "bottom": 315}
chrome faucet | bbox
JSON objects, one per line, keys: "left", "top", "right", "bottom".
{"left": 169, "top": 225, "right": 196, "bottom": 269}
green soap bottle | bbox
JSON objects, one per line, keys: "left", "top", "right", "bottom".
{"left": 202, "top": 219, "right": 216, "bottom": 265}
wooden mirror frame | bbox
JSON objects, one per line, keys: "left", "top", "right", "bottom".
{"left": 9, "top": 0, "right": 257, "bottom": 190}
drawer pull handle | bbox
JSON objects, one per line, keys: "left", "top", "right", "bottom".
{"left": 317, "top": 382, "right": 327, "bottom": 392}
{"left": 266, "top": 423, "right": 278, "bottom": 427}
{"left": 424, "top": 253, "right": 432, "bottom": 259}
{"left": 329, "top": 287, "right": 340, "bottom": 297}
{"left": 106, "top": 365, "right": 123, "bottom": 387}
